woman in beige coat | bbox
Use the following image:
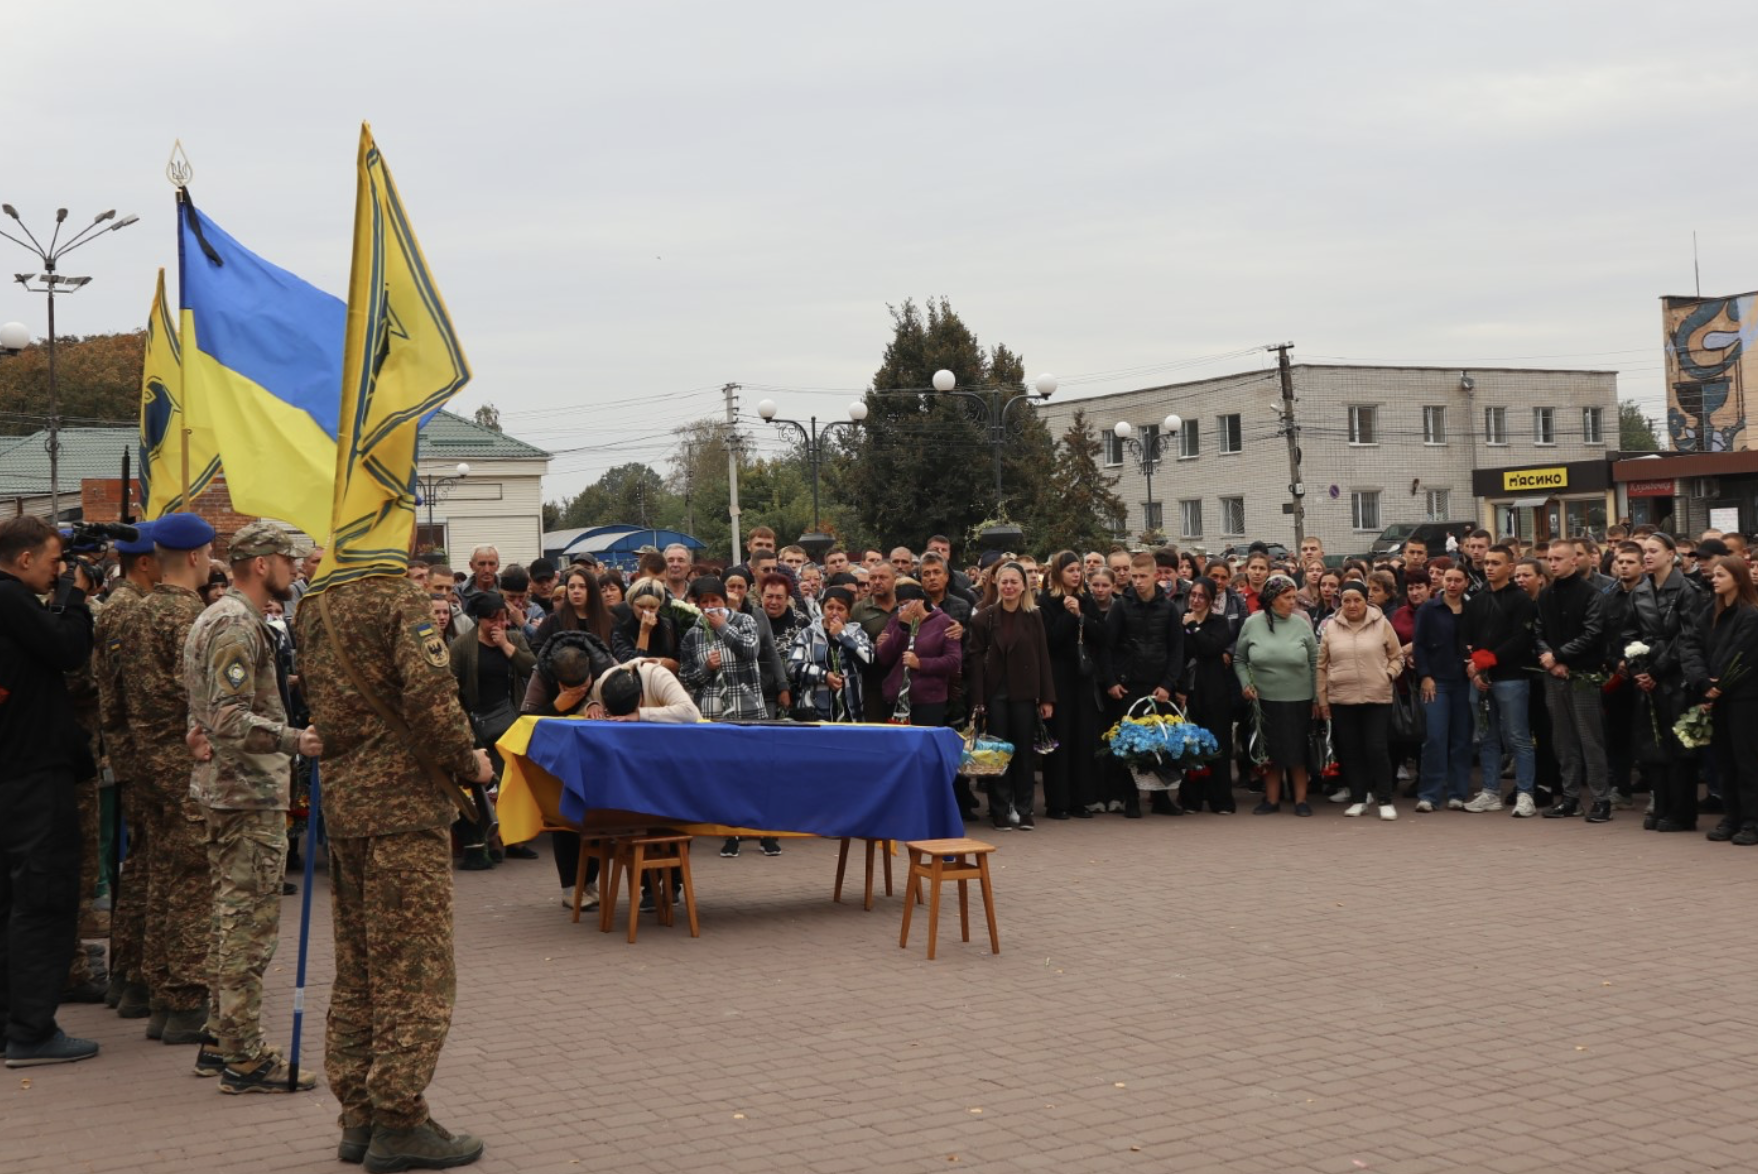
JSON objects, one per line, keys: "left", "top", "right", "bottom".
{"left": 1317, "top": 581, "right": 1405, "bottom": 820}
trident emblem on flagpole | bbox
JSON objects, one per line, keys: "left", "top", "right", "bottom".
{"left": 166, "top": 140, "right": 193, "bottom": 188}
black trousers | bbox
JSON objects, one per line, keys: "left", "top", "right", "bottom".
{"left": 985, "top": 699, "right": 1040, "bottom": 817}
{"left": 1709, "top": 696, "right": 1758, "bottom": 829}
{"left": 1639, "top": 687, "right": 1698, "bottom": 825}
{"left": 1331, "top": 702, "right": 1393, "bottom": 805}
{"left": 0, "top": 768, "right": 81, "bottom": 1046}
{"left": 1184, "top": 695, "right": 1237, "bottom": 812}
{"left": 1603, "top": 681, "right": 1637, "bottom": 797}
{"left": 550, "top": 831, "right": 598, "bottom": 890}
{"left": 1043, "top": 663, "right": 1099, "bottom": 814}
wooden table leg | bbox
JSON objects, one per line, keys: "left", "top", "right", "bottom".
{"left": 977, "top": 854, "right": 999, "bottom": 955}
{"left": 571, "top": 832, "right": 592, "bottom": 925}
{"left": 626, "top": 843, "right": 646, "bottom": 944}
{"left": 598, "top": 843, "right": 622, "bottom": 934}
{"left": 862, "top": 838, "right": 877, "bottom": 911}
{"left": 926, "top": 856, "right": 943, "bottom": 961}
{"left": 958, "top": 867, "right": 971, "bottom": 943}
{"left": 677, "top": 840, "right": 700, "bottom": 937}
{"left": 882, "top": 839, "right": 894, "bottom": 896}
{"left": 898, "top": 848, "right": 922, "bottom": 948}
{"left": 833, "top": 837, "right": 851, "bottom": 904}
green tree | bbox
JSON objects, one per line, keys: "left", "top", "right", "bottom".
{"left": 558, "top": 462, "right": 673, "bottom": 530}
{"left": 1619, "top": 399, "right": 1660, "bottom": 452}
{"left": 0, "top": 331, "right": 145, "bottom": 435}
{"left": 472, "top": 403, "right": 502, "bottom": 432}
{"left": 1034, "top": 409, "right": 1127, "bottom": 555}
{"left": 845, "top": 298, "right": 1056, "bottom": 552}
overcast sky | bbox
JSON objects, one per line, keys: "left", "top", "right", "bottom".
{"left": 4, "top": 1, "right": 1753, "bottom": 501}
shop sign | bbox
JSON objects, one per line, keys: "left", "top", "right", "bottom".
{"left": 1502, "top": 467, "right": 1568, "bottom": 492}
{"left": 1626, "top": 479, "right": 1676, "bottom": 499}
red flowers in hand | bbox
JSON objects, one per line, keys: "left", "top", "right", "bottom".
{"left": 1469, "top": 650, "right": 1498, "bottom": 672}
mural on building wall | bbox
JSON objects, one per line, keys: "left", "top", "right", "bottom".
{"left": 1663, "top": 290, "right": 1758, "bottom": 452}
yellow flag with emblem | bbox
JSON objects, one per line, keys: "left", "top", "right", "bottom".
{"left": 308, "top": 123, "right": 470, "bottom": 594}
{"left": 138, "top": 267, "right": 222, "bottom": 517}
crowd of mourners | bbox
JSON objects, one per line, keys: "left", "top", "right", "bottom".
{"left": 420, "top": 519, "right": 1758, "bottom": 912}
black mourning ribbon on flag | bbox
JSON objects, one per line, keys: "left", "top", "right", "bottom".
{"left": 179, "top": 188, "right": 223, "bottom": 267}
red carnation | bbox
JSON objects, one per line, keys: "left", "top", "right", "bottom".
{"left": 1469, "top": 650, "right": 1498, "bottom": 672}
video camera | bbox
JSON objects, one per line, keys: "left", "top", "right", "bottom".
{"left": 58, "top": 521, "right": 140, "bottom": 599}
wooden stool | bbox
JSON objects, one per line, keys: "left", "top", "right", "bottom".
{"left": 899, "top": 838, "right": 999, "bottom": 960}
{"left": 833, "top": 837, "right": 894, "bottom": 911}
{"left": 570, "top": 826, "right": 650, "bottom": 926}
{"left": 601, "top": 832, "right": 700, "bottom": 943}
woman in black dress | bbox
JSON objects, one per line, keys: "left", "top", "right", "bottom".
{"left": 1180, "top": 577, "right": 1238, "bottom": 813}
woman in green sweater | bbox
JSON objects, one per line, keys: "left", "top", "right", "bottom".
{"left": 1234, "top": 574, "right": 1319, "bottom": 815}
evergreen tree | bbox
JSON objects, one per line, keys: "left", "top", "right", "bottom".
{"left": 1619, "top": 399, "right": 1661, "bottom": 452}
{"left": 1036, "top": 409, "right": 1127, "bottom": 555}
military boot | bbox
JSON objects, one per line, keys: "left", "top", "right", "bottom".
{"left": 104, "top": 973, "right": 126, "bottom": 1009}
{"left": 116, "top": 983, "right": 151, "bottom": 1019}
{"left": 145, "top": 1009, "right": 168, "bottom": 1039}
{"left": 338, "top": 1126, "right": 372, "bottom": 1165}
{"left": 160, "top": 1008, "right": 208, "bottom": 1045}
{"left": 363, "top": 1118, "right": 484, "bottom": 1172}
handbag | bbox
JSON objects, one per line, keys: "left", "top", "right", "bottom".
{"left": 1390, "top": 682, "right": 1426, "bottom": 743}
{"left": 1308, "top": 717, "right": 1337, "bottom": 778}
{"left": 1074, "top": 616, "right": 1095, "bottom": 678}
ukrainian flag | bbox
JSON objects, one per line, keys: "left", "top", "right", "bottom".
{"left": 137, "top": 268, "right": 221, "bottom": 517}
{"left": 176, "top": 194, "right": 344, "bottom": 540}
{"left": 308, "top": 124, "right": 470, "bottom": 593}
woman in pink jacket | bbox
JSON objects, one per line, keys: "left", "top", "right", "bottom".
{"left": 1317, "top": 582, "right": 1405, "bottom": 820}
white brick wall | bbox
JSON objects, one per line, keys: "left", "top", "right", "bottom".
{"left": 1040, "top": 364, "right": 1619, "bottom": 555}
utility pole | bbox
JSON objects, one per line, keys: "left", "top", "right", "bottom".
{"left": 1269, "top": 342, "right": 1305, "bottom": 548}
{"left": 723, "top": 382, "right": 742, "bottom": 560}
{"left": 682, "top": 442, "right": 695, "bottom": 536}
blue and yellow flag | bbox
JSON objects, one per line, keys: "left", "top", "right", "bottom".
{"left": 308, "top": 124, "right": 470, "bottom": 593}
{"left": 137, "top": 268, "right": 221, "bottom": 517}
{"left": 176, "top": 194, "right": 344, "bottom": 539}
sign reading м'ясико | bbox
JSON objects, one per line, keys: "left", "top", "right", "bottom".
{"left": 1502, "top": 467, "right": 1568, "bottom": 492}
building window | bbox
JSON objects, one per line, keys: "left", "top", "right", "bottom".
{"left": 1103, "top": 431, "right": 1123, "bottom": 467}
{"left": 1351, "top": 490, "right": 1381, "bottom": 531}
{"left": 1348, "top": 405, "right": 1377, "bottom": 445}
{"left": 1178, "top": 419, "right": 1200, "bottom": 459}
{"left": 1108, "top": 507, "right": 1129, "bottom": 537}
{"left": 1484, "top": 406, "right": 1507, "bottom": 445}
{"left": 1217, "top": 413, "right": 1242, "bottom": 454}
{"left": 1424, "top": 488, "right": 1450, "bottom": 521}
{"left": 1423, "top": 405, "right": 1447, "bottom": 445}
{"left": 1220, "top": 496, "right": 1245, "bottom": 536}
{"left": 1179, "top": 499, "right": 1202, "bottom": 538}
{"left": 415, "top": 522, "right": 448, "bottom": 554}
{"left": 1139, "top": 423, "right": 1160, "bottom": 463}
{"left": 1141, "top": 501, "right": 1163, "bottom": 533}
{"left": 1533, "top": 406, "right": 1556, "bottom": 445}
{"left": 1582, "top": 406, "right": 1604, "bottom": 444}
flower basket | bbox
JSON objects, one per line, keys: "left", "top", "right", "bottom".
{"left": 1101, "top": 697, "right": 1220, "bottom": 792}
{"left": 959, "top": 716, "right": 1013, "bottom": 777}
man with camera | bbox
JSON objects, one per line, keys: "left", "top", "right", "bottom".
{"left": 0, "top": 516, "right": 101, "bottom": 1067}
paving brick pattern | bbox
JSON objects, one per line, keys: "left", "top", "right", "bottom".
{"left": 11, "top": 800, "right": 1753, "bottom": 1173}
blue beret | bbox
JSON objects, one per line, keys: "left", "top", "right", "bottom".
{"left": 114, "top": 521, "right": 156, "bottom": 555}
{"left": 153, "top": 512, "right": 217, "bottom": 552}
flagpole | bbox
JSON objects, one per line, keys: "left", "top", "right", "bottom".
{"left": 287, "top": 759, "right": 319, "bottom": 1092}
{"left": 180, "top": 427, "right": 190, "bottom": 510}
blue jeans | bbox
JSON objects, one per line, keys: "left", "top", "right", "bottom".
{"left": 1419, "top": 678, "right": 1474, "bottom": 804}
{"left": 1477, "top": 678, "right": 1535, "bottom": 794}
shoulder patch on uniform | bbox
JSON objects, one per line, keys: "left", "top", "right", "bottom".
{"left": 215, "top": 647, "right": 250, "bottom": 695}
{"left": 414, "top": 620, "right": 448, "bottom": 668}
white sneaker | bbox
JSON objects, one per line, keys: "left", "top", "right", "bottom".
{"left": 1512, "top": 793, "right": 1537, "bottom": 818}
{"left": 1396, "top": 765, "right": 1411, "bottom": 781}
{"left": 1344, "top": 802, "right": 1366, "bottom": 817}
{"left": 1329, "top": 787, "right": 1351, "bottom": 803}
{"left": 1378, "top": 804, "right": 1397, "bottom": 821}
{"left": 1446, "top": 798, "right": 1467, "bottom": 810}
{"left": 1106, "top": 800, "right": 1124, "bottom": 813}
{"left": 562, "top": 882, "right": 599, "bottom": 911}
{"left": 1463, "top": 790, "right": 1505, "bottom": 812}
{"left": 1085, "top": 802, "right": 1107, "bottom": 814}
{"left": 1415, "top": 800, "right": 1434, "bottom": 813}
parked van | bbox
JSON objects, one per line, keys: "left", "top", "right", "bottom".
{"left": 1366, "top": 521, "right": 1476, "bottom": 558}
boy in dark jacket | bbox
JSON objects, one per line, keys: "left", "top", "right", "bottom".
{"left": 1104, "top": 553, "right": 1185, "bottom": 814}
{"left": 1461, "top": 545, "right": 1538, "bottom": 815}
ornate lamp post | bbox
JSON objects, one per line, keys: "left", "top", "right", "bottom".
{"left": 1113, "top": 414, "right": 1182, "bottom": 540}
{"left": 415, "top": 462, "right": 470, "bottom": 551}
{"left": 0, "top": 205, "right": 139, "bottom": 519}
{"left": 756, "top": 399, "right": 867, "bottom": 562}
{"left": 930, "top": 368, "right": 1057, "bottom": 511}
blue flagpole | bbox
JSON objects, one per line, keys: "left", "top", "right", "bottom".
{"left": 288, "top": 759, "right": 320, "bottom": 1091}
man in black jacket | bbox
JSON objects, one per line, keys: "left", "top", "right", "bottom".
{"left": 1105, "top": 553, "right": 1185, "bottom": 815}
{"left": 1462, "top": 545, "right": 1538, "bottom": 815}
{"left": 1536, "top": 542, "right": 1612, "bottom": 822}
{"left": 1601, "top": 541, "right": 1645, "bottom": 806}
{"left": 0, "top": 517, "right": 100, "bottom": 1067}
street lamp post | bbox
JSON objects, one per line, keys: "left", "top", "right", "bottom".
{"left": 1113, "top": 414, "right": 1182, "bottom": 540}
{"left": 757, "top": 399, "right": 867, "bottom": 561}
{"left": 0, "top": 205, "right": 139, "bottom": 520}
{"left": 930, "top": 369, "right": 1057, "bottom": 510}
{"left": 415, "top": 462, "right": 470, "bottom": 551}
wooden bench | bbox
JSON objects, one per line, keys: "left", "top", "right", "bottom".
{"left": 899, "top": 838, "right": 998, "bottom": 960}
{"left": 600, "top": 831, "right": 700, "bottom": 944}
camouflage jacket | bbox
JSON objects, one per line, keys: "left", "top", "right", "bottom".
{"left": 294, "top": 576, "right": 477, "bottom": 838}
{"left": 95, "top": 579, "right": 148, "bottom": 776}
{"left": 121, "top": 582, "right": 205, "bottom": 792}
{"left": 183, "top": 587, "right": 300, "bottom": 810}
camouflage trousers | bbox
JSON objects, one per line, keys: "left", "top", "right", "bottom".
{"left": 62, "top": 776, "right": 100, "bottom": 987}
{"left": 109, "top": 778, "right": 151, "bottom": 986}
{"left": 326, "top": 826, "right": 455, "bottom": 1132}
{"left": 143, "top": 787, "right": 213, "bottom": 1013}
{"left": 199, "top": 808, "right": 287, "bottom": 1064}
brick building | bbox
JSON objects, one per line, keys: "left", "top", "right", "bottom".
{"left": 1036, "top": 363, "right": 1620, "bottom": 554}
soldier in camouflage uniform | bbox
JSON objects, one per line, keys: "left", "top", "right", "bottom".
{"left": 61, "top": 619, "right": 106, "bottom": 1004}
{"left": 183, "top": 522, "right": 323, "bottom": 1092}
{"left": 120, "top": 512, "right": 217, "bottom": 1046}
{"left": 296, "top": 574, "right": 492, "bottom": 1168}
{"left": 93, "top": 523, "right": 161, "bottom": 1017}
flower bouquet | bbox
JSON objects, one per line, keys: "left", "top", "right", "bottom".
{"left": 665, "top": 598, "right": 707, "bottom": 633}
{"left": 1032, "top": 719, "right": 1060, "bottom": 756}
{"left": 1469, "top": 649, "right": 1497, "bottom": 740}
{"left": 1624, "top": 640, "right": 1663, "bottom": 745}
{"left": 1100, "top": 697, "right": 1220, "bottom": 792}
{"left": 1675, "top": 653, "right": 1746, "bottom": 750}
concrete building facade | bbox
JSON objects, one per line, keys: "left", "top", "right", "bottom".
{"left": 1037, "top": 363, "right": 1619, "bottom": 554}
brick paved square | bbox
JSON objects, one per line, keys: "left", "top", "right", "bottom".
{"left": 10, "top": 804, "right": 1753, "bottom": 1172}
